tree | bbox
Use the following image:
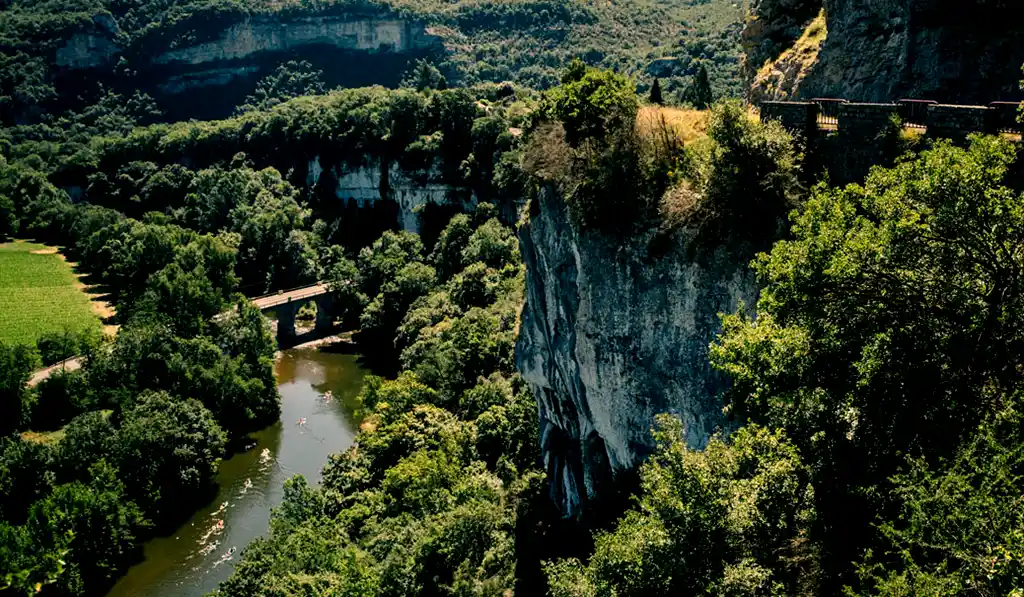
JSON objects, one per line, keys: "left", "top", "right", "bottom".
{"left": 31, "top": 370, "right": 92, "bottom": 431}
{"left": 358, "top": 262, "right": 438, "bottom": 366}
{"left": 325, "top": 255, "right": 366, "bottom": 328}
{"left": 357, "top": 230, "right": 426, "bottom": 299}
{"left": 236, "top": 60, "right": 326, "bottom": 114}
{"left": 25, "top": 461, "right": 145, "bottom": 595}
{"left": 136, "top": 262, "right": 223, "bottom": 336}
{"left": 461, "top": 217, "right": 520, "bottom": 270}
{"left": 0, "top": 189, "right": 15, "bottom": 240}
{"left": 852, "top": 400, "right": 1024, "bottom": 596}
{"left": 0, "top": 437, "right": 52, "bottom": 525}
{"left": 711, "top": 136, "right": 1024, "bottom": 589}
{"left": 678, "top": 100, "right": 801, "bottom": 247}
{"left": 0, "top": 342, "right": 40, "bottom": 437}
{"left": 0, "top": 53, "right": 56, "bottom": 125}
{"left": 52, "top": 411, "right": 116, "bottom": 485}
{"left": 113, "top": 392, "right": 226, "bottom": 522}
{"left": 545, "top": 417, "right": 809, "bottom": 597}
{"left": 401, "top": 60, "right": 448, "bottom": 92}
{"left": 685, "top": 64, "right": 713, "bottom": 109}
{"left": 649, "top": 77, "right": 664, "bottom": 105}
{"left": 429, "top": 213, "right": 474, "bottom": 281}
{"left": 36, "top": 328, "right": 85, "bottom": 366}
{"left": 544, "top": 61, "right": 639, "bottom": 146}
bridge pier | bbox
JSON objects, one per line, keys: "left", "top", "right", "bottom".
{"left": 314, "top": 295, "right": 334, "bottom": 334}
{"left": 276, "top": 300, "right": 298, "bottom": 346}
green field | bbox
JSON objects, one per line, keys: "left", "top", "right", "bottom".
{"left": 0, "top": 241, "right": 102, "bottom": 346}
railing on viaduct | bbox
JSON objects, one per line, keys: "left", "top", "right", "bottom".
{"left": 760, "top": 99, "right": 1023, "bottom": 138}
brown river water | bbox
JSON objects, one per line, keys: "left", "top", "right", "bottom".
{"left": 104, "top": 347, "right": 368, "bottom": 597}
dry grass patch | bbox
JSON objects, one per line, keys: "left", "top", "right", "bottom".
{"left": 637, "top": 106, "right": 709, "bottom": 146}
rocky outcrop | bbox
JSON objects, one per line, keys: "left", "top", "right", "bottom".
{"left": 156, "top": 66, "right": 262, "bottom": 94}
{"left": 744, "top": 0, "right": 1024, "bottom": 103}
{"left": 55, "top": 15, "right": 121, "bottom": 69}
{"left": 516, "top": 189, "right": 759, "bottom": 517}
{"left": 741, "top": 0, "right": 821, "bottom": 83}
{"left": 152, "top": 17, "right": 436, "bottom": 66}
{"left": 307, "top": 157, "right": 474, "bottom": 234}
{"left": 55, "top": 33, "right": 120, "bottom": 69}
{"left": 748, "top": 11, "right": 826, "bottom": 103}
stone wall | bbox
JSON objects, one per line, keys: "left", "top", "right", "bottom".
{"left": 760, "top": 101, "right": 817, "bottom": 137}
{"left": 837, "top": 103, "right": 898, "bottom": 137}
{"left": 926, "top": 104, "right": 991, "bottom": 141}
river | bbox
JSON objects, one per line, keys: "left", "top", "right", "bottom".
{"left": 104, "top": 346, "right": 368, "bottom": 597}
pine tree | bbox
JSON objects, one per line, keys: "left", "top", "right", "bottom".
{"left": 686, "top": 64, "right": 713, "bottom": 109}
{"left": 649, "top": 77, "right": 663, "bottom": 105}
{"left": 401, "top": 60, "right": 448, "bottom": 92}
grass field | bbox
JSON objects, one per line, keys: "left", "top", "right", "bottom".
{"left": 0, "top": 241, "right": 103, "bottom": 346}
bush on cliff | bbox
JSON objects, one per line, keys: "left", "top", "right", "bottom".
{"left": 662, "top": 100, "right": 801, "bottom": 248}
{"left": 528, "top": 63, "right": 681, "bottom": 234}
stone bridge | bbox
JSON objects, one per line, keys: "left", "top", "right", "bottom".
{"left": 250, "top": 283, "right": 335, "bottom": 346}
{"left": 29, "top": 282, "right": 339, "bottom": 387}
{"left": 758, "top": 98, "right": 1022, "bottom": 184}
{"left": 760, "top": 98, "right": 1022, "bottom": 140}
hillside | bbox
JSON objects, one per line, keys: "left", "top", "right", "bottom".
{"left": 0, "top": 0, "right": 745, "bottom": 123}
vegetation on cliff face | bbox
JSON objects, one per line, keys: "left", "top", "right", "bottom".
{"left": 525, "top": 61, "right": 799, "bottom": 244}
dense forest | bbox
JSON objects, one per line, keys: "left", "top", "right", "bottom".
{"left": 3, "top": 0, "right": 1024, "bottom": 594}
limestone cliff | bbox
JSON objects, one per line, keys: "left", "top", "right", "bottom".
{"left": 745, "top": 0, "right": 1024, "bottom": 103}
{"left": 151, "top": 17, "right": 435, "bottom": 66}
{"left": 52, "top": 13, "right": 441, "bottom": 120}
{"left": 516, "top": 189, "right": 759, "bottom": 516}
{"left": 306, "top": 157, "right": 475, "bottom": 234}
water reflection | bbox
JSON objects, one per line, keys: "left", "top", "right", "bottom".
{"left": 104, "top": 349, "right": 367, "bottom": 597}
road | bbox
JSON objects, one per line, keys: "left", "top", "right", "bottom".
{"left": 28, "top": 356, "right": 84, "bottom": 387}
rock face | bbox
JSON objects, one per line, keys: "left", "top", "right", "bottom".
{"left": 744, "top": 0, "right": 1024, "bottom": 103}
{"left": 153, "top": 17, "right": 435, "bottom": 66}
{"left": 55, "top": 33, "right": 120, "bottom": 69}
{"left": 51, "top": 14, "right": 441, "bottom": 120}
{"left": 516, "top": 189, "right": 759, "bottom": 517}
{"left": 742, "top": 0, "right": 821, "bottom": 83}
{"left": 307, "top": 157, "right": 474, "bottom": 234}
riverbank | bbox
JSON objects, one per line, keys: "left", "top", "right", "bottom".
{"left": 103, "top": 345, "right": 369, "bottom": 597}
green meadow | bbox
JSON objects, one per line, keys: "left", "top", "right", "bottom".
{"left": 0, "top": 241, "right": 102, "bottom": 346}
